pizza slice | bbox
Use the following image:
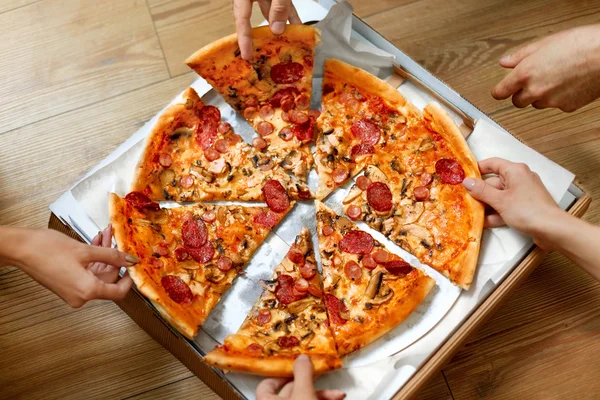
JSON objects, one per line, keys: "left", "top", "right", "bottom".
{"left": 204, "top": 227, "right": 342, "bottom": 377}
{"left": 314, "top": 59, "right": 420, "bottom": 199}
{"left": 110, "top": 191, "right": 292, "bottom": 339}
{"left": 131, "top": 87, "right": 312, "bottom": 202}
{"left": 341, "top": 103, "right": 484, "bottom": 289}
{"left": 186, "top": 25, "right": 320, "bottom": 181}
{"left": 315, "top": 201, "right": 435, "bottom": 355}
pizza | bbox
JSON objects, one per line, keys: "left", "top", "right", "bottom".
{"left": 314, "top": 59, "right": 420, "bottom": 199}
{"left": 204, "top": 228, "right": 342, "bottom": 377}
{"left": 315, "top": 201, "right": 435, "bottom": 355}
{"left": 109, "top": 192, "right": 291, "bottom": 339}
{"left": 186, "top": 25, "right": 320, "bottom": 181}
{"left": 131, "top": 87, "right": 311, "bottom": 202}
{"left": 342, "top": 103, "right": 484, "bottom": 289}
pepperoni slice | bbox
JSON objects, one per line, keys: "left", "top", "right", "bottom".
{"left": 204, "top": 148, "right": 220, "bottom": 161}
{"left": 287, "top": 245, "right": 305, "bottom": 266}
{"left": 217, "top": 256, "right": 233, "bottom": 271}
{"left": 257, "top": 121, "right": 274, "bottom": 137}
{"left": 252, "top": 137, "right": 268, "bottom": 150}
{"left": 420, "top": 172, "right": 433, "bottom": 186}
{"left": 435, "top": 158, "right": 465, "bottom": 185}
{"left": 293, "top": 121, "right": 313, "bottom": 142}
{"left": 270, "top": 88, "right": 300, "bottom": 108}
{"left": 187, "top": 241, "right": 214, "bottom": 264}
{"left": 182, "top": 219, "right": 208, "bottom": 248}
{"left": 356, "top": 176, "right": 372, "bottom": 191}
{"left": 373, "top": 250, "right": 389, "bottom": 264}
{"left": 367, "top": 182, "right": 393, "bottom": 212}
{"left": 309, "top": 109, "right": 321, "bottom": 119}
{"left": 414, "top": 186, "right": 430, "bottom": 201}
{"left": 150, "top": 257, "right": 164, "bottom": 269}
{"left": 278, "top": 336, "right": 300, "bottom": 348}
{"left": 281, "top": 110, "right": 291, "bottom": 122}
{"left": 180, "top": 175, "right": 194, "bottom": 188}
{"left": 243, "top": 107, "right": 256, "bottom": 119}
{"left": 124, "top": 191, "right": 160, "bottom": 211}
{"left": 159, "top": 153, "right": 172, "bottom": 168}
{"left": 332, "top": 168, "right": 349, "bottom": 184}
{"left": 197, "top": 105, "right": 220, "bottom": 150}
{"left": 351, "top": 118, "right": 380, "bottom": 146}
{"left": 279, "top": 127, "right": 294, "bottom": 141}
{"left": 161, "top": 275, "right": 193, "bottom": 304}
{"left": 294, "top": 278, "right": 309, "bottom": 293}
{"left": 346, "top": 205, "right": 362, "bottom": 220}
{"left": 214, "top": 139, "right": 229, "bottom": 154}
{"left": 217, "top": 122, "right": 231, "bottom": 134}
{"left": 351, "top": 143, "right": 375, "bottom": 158}
{"left": 152, "top": 243, "right": 169, "bottom": 257}
{"left": 344, "top": 260, "right": 362, "bottom": 281}
{"left": 262, "top": 180, "right": 290, "bottom": 213}
{"left": 362, "top": 254, "right": 377, "bottom": 270}
{"left": 339, "top": 230, "right": 374, "bottom": 255}
{"left": 174, "top": 247, "right": 189, "bottom": 261}
{"left": 226, "top": 133, "right": 242, "bottom": 146}
{"left": 247, "top": 343, "right": 263, "bottom": 353}
{"left": 201, "top": 211, "right": 216, "bottom": 223}
{"left": 321, "top": 225, "right": 334, "bottom": 237}
{"left": 385, "top": 260, "right": 413, "bottom": 276}
{"left": 270, "top": 62, "right": 303, "bottom": 84}
{"left": 275, "top": 274, "right": 296, "bottom": 305}
{"left": 295, "top": 94, "right": 310, "bottom": 110}
{"left": 253, "top": 211, "right": 280, "bottom": 229}
{"left": 292, "top": 286, "right": 308, "bottom": 300}
{"left": 256, "top": 309, "right": 271, "bottom": 325}
{"left": 324, "top": 294, "right": 347, "bottom": 325}
{"left": 245, "top": 97, "right": 259, "bottom": 108}
{"left": 299, "top": 262, "right": 317, "bottom": 279}
{"left": 259, "top": 105, "right": 274, "bottom": 120}
{"left": 281, "top": 96, "right": 295, "bottom": 112}
{"left": 291, "top": 111, "right": 309, "bottom": 125}
{"left": 307, "top": 284, "right": 323, "bottom": 298}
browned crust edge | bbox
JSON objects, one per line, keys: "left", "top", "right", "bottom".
{"left": 423, "top": 102, "right": 485, "bottom": 289}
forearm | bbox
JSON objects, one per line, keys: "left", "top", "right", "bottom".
{"left": 0, "top": 226, "right": 32, "bottom": 267}
{"left": 534, "top": 210, "right": 600, "bottom": 281}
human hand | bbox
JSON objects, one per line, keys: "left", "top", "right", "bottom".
{"left": 14, "top": 225, "right": 136, "bottom": 308}
{"left": 256, "top": 355, "right": 346, "bottom": 400}
{"left": 233, "top": 0, "right": 302, "bottom": 60}
{"left": 492, "top": 24, "right": 600, "bottom": 112}
{"left": 462, "top": 158, "right": 563, "bottom": 249}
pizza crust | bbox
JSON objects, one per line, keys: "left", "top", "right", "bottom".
{"left": 423, "top": 102, "right": 485, "bottom": 289}
{"left": 204, "top": 348, "right": 342, "bottom": 377}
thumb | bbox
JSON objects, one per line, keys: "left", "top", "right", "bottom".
{"left": 462, "top": 177, "right": 502, "bottom": 208}
{"left": 269, "top": 0, "right": 292, "bottom": 35}
{"left": 82, "top": 245, "right": 139, "bottom": 267}
{"left": 291, "top": 355, "right": 315, "bottom": 396}
{"left": 93, "top": 272, "right": 133, "bottom": 302}
{"left": 499, "top": 38, "right": 547, "bottom": 68}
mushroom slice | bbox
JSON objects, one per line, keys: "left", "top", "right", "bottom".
{"left": 364, "top": 165, "right": 388, "bottom": 183}
{"left": 204, "top": 266, "right": 226, "bottom": 284}
{"left": 334, "top": 216, "right": 353, "bottom": 232}
{"left": 393, "top": 199, "right": 425, "bottom": 225}
{"left": 343, "top": 184, "right": 363, "bottom": 205}
{"left": 259, "top": 279, "right": 278, "bottom": 292}
{"left": 365, "top": 271, "right": 383, "bottom": 299}
{"left": 287, "top": 298, "right": 316, "bottom": 314}
{"left": 159, "top": 169, "right": 176, "bottom": 186}
{"left": 419, "top": 136, "right": 435, "bottom": 152}
{"left": 263, "top": 340, "right": 280, "bottom": 356}
{"left": 397, "top": 224, "right": 434, "bottom": 254}
{"left": 369, "top": 284, "right": 394, "bottom": 305}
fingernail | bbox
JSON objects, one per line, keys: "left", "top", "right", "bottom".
{"left": 271, "top": 21, "right": 285, "bottom": 35}
{"left": 297, "top": 354, "right": 309, "bottom": 361}
{"left": 125, "top": 254, "right": 140, "bottom": 264}
{"left": 500, "top": 55, "right": 511, "bottom": 64}
{"left": 462, "top": 177, "right": 476, "bottom": 191}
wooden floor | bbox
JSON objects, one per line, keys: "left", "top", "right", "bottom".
{"left": 1, "top": 0, "right": 600, "bottom": 398}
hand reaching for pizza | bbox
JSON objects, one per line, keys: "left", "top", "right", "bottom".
{"left": 256, "top": 355, "right": 346, "bottom": 400}
{"left": 233, "top": 0, "right": 302, "bottom": 60}
{"left": 492, "top": 24, "right": 600, "bottom": 112}
{"left": 0, "top": 225, "right": 136, "bottom": 308}
{"left": 462, "top": 158, "right": 563, "bottom": 249}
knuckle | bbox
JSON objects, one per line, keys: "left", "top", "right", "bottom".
{"left": 271, "top": 2, "right": 287, "bottom": 15}
{"left": 515, "top": 68, "right": 530, "bottom": 84}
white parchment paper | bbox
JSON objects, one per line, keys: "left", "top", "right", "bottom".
{"left": 50, "top": 1, "right": 577, "bottom": 399}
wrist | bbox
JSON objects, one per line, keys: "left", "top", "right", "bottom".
{"left": 0, "top": 226, "right": 34, "bottom": 268}
{"left": 528, "top": 208, "right": 577, "bottom": 251}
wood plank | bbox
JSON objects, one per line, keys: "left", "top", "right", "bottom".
{"left": 415, "top": 372, "right": 453, "bottom": 400}
{"left": 0, "top": 0, "right": 41, "bottom": 14}
{"left": 0, "top": 0, "right": 169, "bottom": 135}
{"left": 148, "top": 0, "right": 264, "bottom": 77}
{"left": 0, "top": 72, "right": 196, "bottom": 229}
{"left": 443, "top": 253, "right": 600, "bottom": 398}
{"left": 125, "top": 376, "right": 221, "bottom": 400}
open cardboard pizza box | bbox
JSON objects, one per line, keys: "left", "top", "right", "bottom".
{"left": 48, "top": 0, "right": 591, "bottom": 398}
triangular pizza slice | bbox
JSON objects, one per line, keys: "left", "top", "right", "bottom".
{"left": 314, "top": 59, "right": 420, "bottom": 199}
{"left": 110, "top": 192, "right": 292, "bottom": 339}
{"left": 204, "top": 227, "right": 342, "bottom": 377}
{"left": 186, "top": 26, "right": 320, "bottom": 181}
{"left": 131, "top": 87, "right": 312, "bottom": 202}
{"left": 315, "top": 201, "right": 435, "bottom": 355}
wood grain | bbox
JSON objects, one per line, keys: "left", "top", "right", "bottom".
{"left": 0, "top": 0, "right": 169, "bottom": 135}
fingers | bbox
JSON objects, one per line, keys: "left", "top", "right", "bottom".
{"left": 287, "top": 2, "right": 301, "bottom": 24}
{"left": 316, "top": 389, "right": 347, "bottom": 400}
{"left": 82, "top": 244, "right": 139, "bottom": 267}
{"left": 233, "top": 0, "right": 253, "bottom": 60}
{"left": 269, "top": 0, "right": 292, "bottom": 34}
{"left": 484, "top": 176, "right": 503, "bottom": 190}
{"left": 485, "top": 213, "right": 506, "bottom": 228}
{"left": 462, "top": 177, "right": 502, "bottom": 207}
{"left": 291, "top": 355, "right": 315, "bottom": 396}
{"left": 499, "top": 39, "right": 545, "bottom": 68}
{"left": 101, "top": 224, "right": 112, "bottom": 248}
{"left": 256, "top": 377, "right": 289, "bottom": 398}
{"left": 477, "top": 157, "right": 513, "bottom": 176}
{"left": 511, "top": 88, "right": 535, "bottom": 109}
{"left": 91, "top": 231, "right": 102, "bottom": 246}
{"left": 491, "top": 69, "right": 523, "bottom": 100}
{"left": 92, "top": 273, "right": 133, "bottom": 302}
